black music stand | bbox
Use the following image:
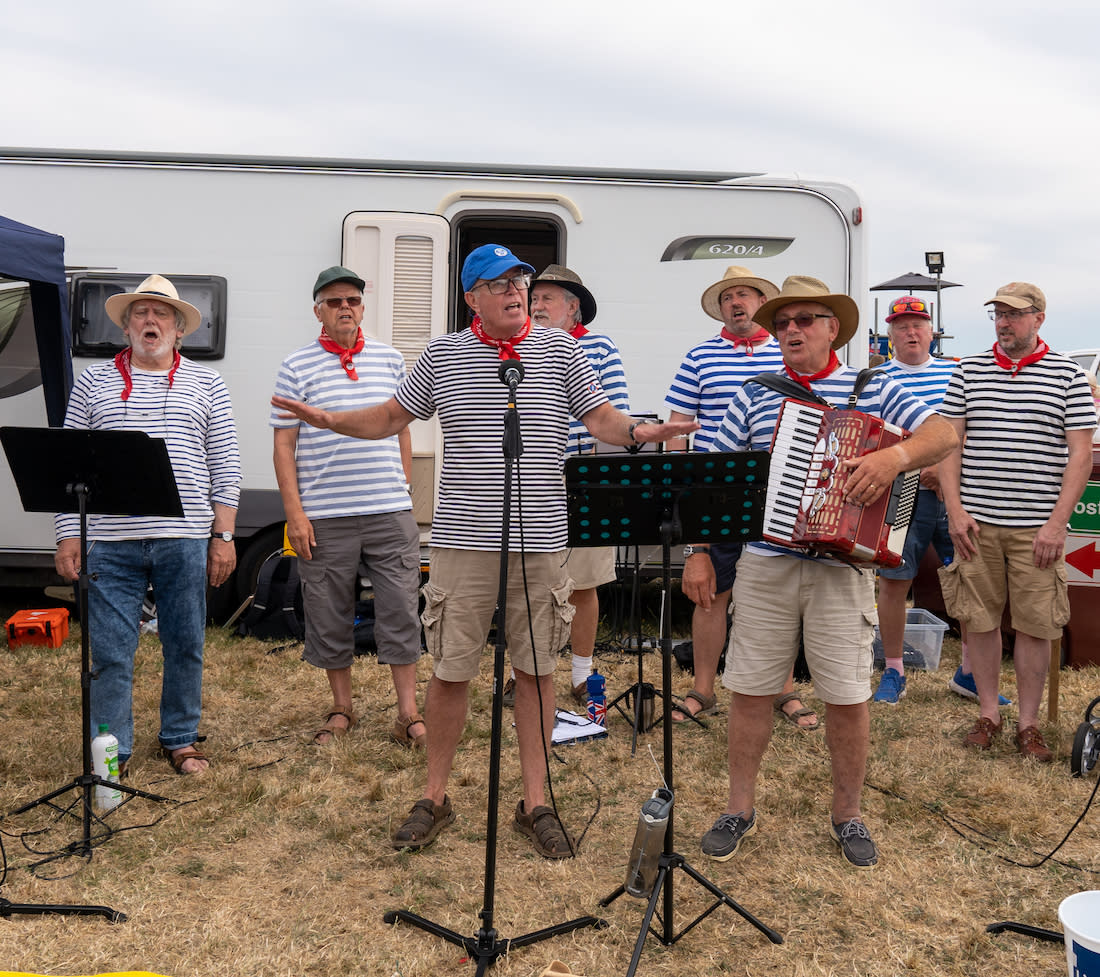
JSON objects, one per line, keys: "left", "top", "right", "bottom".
{"left": 0, "top": 427, "right": 182, "bottom": 908}
{"left": 566, "top": 450, "right": 784, "bottom": 974}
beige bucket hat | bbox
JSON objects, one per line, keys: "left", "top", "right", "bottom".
{"left": 753, "top": 275, "right": 859, "bottom": 349}
{"left": 532, "top": 264, "right": 597, "bottom": 324}
{"left": 105, "top": 275, "right": 202, "bottom": 336}
{"left": 700, "top": 265, "right": 779, "bottom": 321}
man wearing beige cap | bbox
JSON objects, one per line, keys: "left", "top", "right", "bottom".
{"left": 54, "top": 275, "right": 241, "bottom": 777}
{"left": 528, "top": 265, "right": 630, "bottom": 706}
{"left": 939, "top": 282, "right": 1096, "bottom": 762}
{"left": 701, "top": 276, "right": 956, "bottom": 868}
{"left": 665, "top": 267, "right": 814, "bottom": 729}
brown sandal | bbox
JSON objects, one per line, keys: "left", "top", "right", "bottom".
{"left": 514, "top": 800, "right": 575, "bottom": 859}
{"left": 670, "top": 689, "right": 718, "bottom": 725}
{"left": 391, "top": 795, "right": 455, "bottom": 850}
{"left": 391, "top": 712, "right": 427, "bottom": 749}
{"left": 164, "top": 744, "right": 210, "bottom": 775}
{"left": 774, "top": 692, "right": 820, "bottom": 731}
{"left": 312, "top": 707, "right": 358, "bottom": 746}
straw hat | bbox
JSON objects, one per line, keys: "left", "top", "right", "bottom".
{"left": 700, "top": 265, "right": 779, "bottom": 321}
{"left": 531, "top": 264, "right": 597, "bottom": 325}
{"left": 753, "top": 275, "right": 859, "bottom": 349}
{"left": 105, "top": 275, "right": 202, "bottom": 337}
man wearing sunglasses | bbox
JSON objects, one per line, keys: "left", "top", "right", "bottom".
{"left": 699, "top": 276, "right": 956, "bottom": 869}
{"left": 871, "top": 297, "right": 959, "bottom": 705}
{"left": 271, "top": 266, "right": 425, "bottom": 750}
{"left": 939, "top": 282, "right": 1096, "bottom": 761}
{"left": 272, "top": 245, "right": 697, "bottom": 858}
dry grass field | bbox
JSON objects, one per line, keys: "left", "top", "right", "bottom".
{"left": 2, "top": 599, "right": 1099, "bottom": 977}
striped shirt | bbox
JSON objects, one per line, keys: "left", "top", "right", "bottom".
{"left": 880, "top": 356, "right": 957, "bottom": 410}
{"left": 270, "top": 337, "right": 412, "bottom": 519}
{"left": 56, "top": 358, "right": 241, "bottom": 541}
{"left": 939, "top": 348, "right": 1097, "bottom": 526}
{"left": 712, "top": 364, "right": 935, "bottom": 559}
{"left": 665, "top": 335, "right": 785, "bottom": 451}
{"left": 396, "top": 325, "right": 607, "bottom": 551}
{"left": 568, "top": 332, "right": 630, "bottom": 455}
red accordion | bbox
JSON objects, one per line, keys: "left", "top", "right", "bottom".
{"left": 762, "top": 399, "right": 920, "bottom": 568}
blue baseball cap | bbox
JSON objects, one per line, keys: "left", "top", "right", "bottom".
{"left": 460, "top": 244, "right": 535, "bottom": 291}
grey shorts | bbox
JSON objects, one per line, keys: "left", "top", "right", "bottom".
{"left": 298, "top": 511, "right": 422, "bottom": 670}
{"left": 421, "top": 547, "right": 574, "bottom": 682}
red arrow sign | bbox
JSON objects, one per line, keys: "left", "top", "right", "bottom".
{"left": 1066, "top": 539, "right": 1100, "bottom": 578}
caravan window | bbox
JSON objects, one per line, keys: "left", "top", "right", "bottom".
{"left": 0, "top": 282, "right": 42, "bottom": 401}
{"left": 71, "top": 273, "right": 227, "bottom": 359}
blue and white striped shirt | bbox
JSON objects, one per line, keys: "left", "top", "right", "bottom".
{"left": 665, "top": 335, "right": 785, "bottom": 451}
{"left": 56, "top": 358, "right": 241, "bottom": 541}
{"left": 568, "top": 331, "right": 630, "bottom": 455}
{"left": 712, "top": 364, "right": 936, "bottom": 558}
{"left": 879, "top": 356, "right": 956, "bottom": 410}
{"left": 270, "top": 338, "right": 412, "bottom": 519}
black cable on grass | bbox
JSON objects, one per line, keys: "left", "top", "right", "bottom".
{"left": 867, "top": 775, "right": 1100, "bottom": 873}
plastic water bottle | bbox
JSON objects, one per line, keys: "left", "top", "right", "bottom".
{"left": 625, "top": 787, "right": 674, "bottom": 897}
{"left": 586, "top": 671, "right": 606, "bottom": 727}
{"left": 91, "top": 723, "right": 122, "bottom": 812}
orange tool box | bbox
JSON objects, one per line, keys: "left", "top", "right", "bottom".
{"left": 6, "top": 608, "right": 70, "bottom": 649}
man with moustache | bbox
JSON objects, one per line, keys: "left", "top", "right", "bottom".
{"left": 271, "top": 266, "right": 424, "bottom": 749}
{"left": 272, "top": 244, "right": 696, "bottom": 858}
{"left": 871, "top": 296, "right": 959, "bottom": 704}
{"left": 665, "top": 267, "right": 814, "bottom": 729}
{"left": 940, "top": 282, "right": 1095, "bottom": 761}
{"left": 700, "top": 276, "right": 956, "bottom": 868}
{"left": 54, "top": 276, "right": 241, "bottom": 776}
{"left": 528, "top": 264, "right": 629, "bottom": 705}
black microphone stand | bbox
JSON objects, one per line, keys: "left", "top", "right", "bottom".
{"left": 384, "top": 358, "right": 604, "bottom": 973}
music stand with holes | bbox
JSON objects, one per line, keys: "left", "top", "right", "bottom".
{"left": 0, "top": 427, "right": 181, "bottom": 903}
{"left": 566, "top": 450, "right": 784, "bottom": 974}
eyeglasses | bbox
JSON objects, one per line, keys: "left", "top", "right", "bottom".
{"left": 472, "top": 274, "right": 532, "bottom": 295}
{"left": 320, "top": 295, "right": 362, "bottom": 309}
{"left": 772, "top": 313, "right": 833, "bottom": 329}
{"left": 988, "top": 307, "right": 1037, "bottom": 321}
{"left": 891, "top": 299, "right": 927, "bottom": 315}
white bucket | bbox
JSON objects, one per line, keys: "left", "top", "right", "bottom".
{"left": 1059, "top": 890, "right": 1100, "bottom": 977}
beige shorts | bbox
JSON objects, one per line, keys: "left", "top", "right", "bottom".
{"left": 420, "top": 547, "right": 575, "bottom": 682}
{"left": 723, "top": 551, "right": 876, "bottom": 705}
{"left": 564, "top": 546, "right": 617, "bottom": 590}
{"left": 942, "top": 522, "right": 1069, "bottom": 639}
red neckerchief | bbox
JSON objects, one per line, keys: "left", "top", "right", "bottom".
{"left": 992, "top": 338, "right": 1049, "bottom": 377}
{"left": 317, "top": 328, "right": 365, "bottom": 381}
{"left": 784, "top": 350, "right": 841, "bottom": 391}
{"left": 569, "top": 323, "right": 589, "bottom": 339}
{"left": 470, "top": 315, "right": 532, "bottom": 360}
{"left": 721, "top": 327, "right": 771, "bottom": 355}
{"left": 113, "top": 348, "right": 181, "bottom": 401}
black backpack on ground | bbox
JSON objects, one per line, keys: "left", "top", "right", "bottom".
{"left": 236, "top": 552, "right": 305, "bottom": 641}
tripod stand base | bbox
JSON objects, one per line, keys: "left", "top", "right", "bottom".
{"left": 0, "top": 897, "right": 126, "bottom": 923}
{"left": 383, "top": 909, "right": 607, "bottom": 975}
{"left": 602, "top": 851, "right": 782, "bottom": 976}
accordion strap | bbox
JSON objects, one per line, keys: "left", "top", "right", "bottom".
{"left": 746, "top": 373, "right": 830, "bottom": 406}
{"left": 847, "top": 367, "right": 886, "bottom": 408}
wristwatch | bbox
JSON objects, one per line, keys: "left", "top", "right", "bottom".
{"left": 210, "top": 531, "right": 235, "bottom": 542}
{"left": 683, "top": 544, "right": 710, "bottom": 558}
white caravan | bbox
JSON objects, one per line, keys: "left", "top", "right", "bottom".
{"left": 0, "top": 148, "right": 867, "bottom": 615}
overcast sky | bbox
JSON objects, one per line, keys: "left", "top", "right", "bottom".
{"left": 3, "top": 0, "right": 1097, "bottom": 356}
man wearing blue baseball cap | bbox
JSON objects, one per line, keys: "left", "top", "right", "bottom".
{"left": 273, "top": 244, "right": 698, "bottom": 858}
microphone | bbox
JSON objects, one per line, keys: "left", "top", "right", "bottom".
{"left": 498, "top": 358, "right": 524, "bottom": 389}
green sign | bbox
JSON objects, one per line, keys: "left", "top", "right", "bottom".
{"left": 1070, "top": 481, "right": 1100, "bottom": 533}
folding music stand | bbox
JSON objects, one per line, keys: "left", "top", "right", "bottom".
{"left": 566, "top": 450, "right": 784, "bottom": 974}
{"left": 0, "top": 427, "right": 182, "bottom": 903}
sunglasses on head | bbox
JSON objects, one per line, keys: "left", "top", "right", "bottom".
{"left": 891, "top": 299, "right": 927, "bottom": 315}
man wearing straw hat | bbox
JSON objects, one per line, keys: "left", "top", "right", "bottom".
{"left": 665, "top": 267, "right": 815, "bottom": 730}
{"left": 700, "top": 276, "right": 956, "bottom": 868}
{"left": 527, "top": 264, "right": 630, "bottom": 706}
{"left": 54, "top": 275, "right": 241, "bottom": 777}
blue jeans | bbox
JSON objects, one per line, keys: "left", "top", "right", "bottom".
{"left": 86, "top": 538, "right": 208, "bottom": 762}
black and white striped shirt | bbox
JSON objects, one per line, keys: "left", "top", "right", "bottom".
{"left": 396, "top": 326, "right": 607, "bottom": 551}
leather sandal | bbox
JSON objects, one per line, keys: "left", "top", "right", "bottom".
{"left": 164, "top": 744, "right": 210, "bottom": 775}
{"left": 774, "top": 691, "right": 820, "bottom": 731}
{"left": 670, "top": 689, "right": 718, "bottom": 725}
{"left": 391, "top": 795, "right": 455, "bottom": 850}
{"left": 312, "top": 707, "right": 358, "bottom": 746}
{"left": 514, "top": 800, "right": 575, "bottom": 859}
{"left": 391, "top": 712, "right": 427, "bottom": 750}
